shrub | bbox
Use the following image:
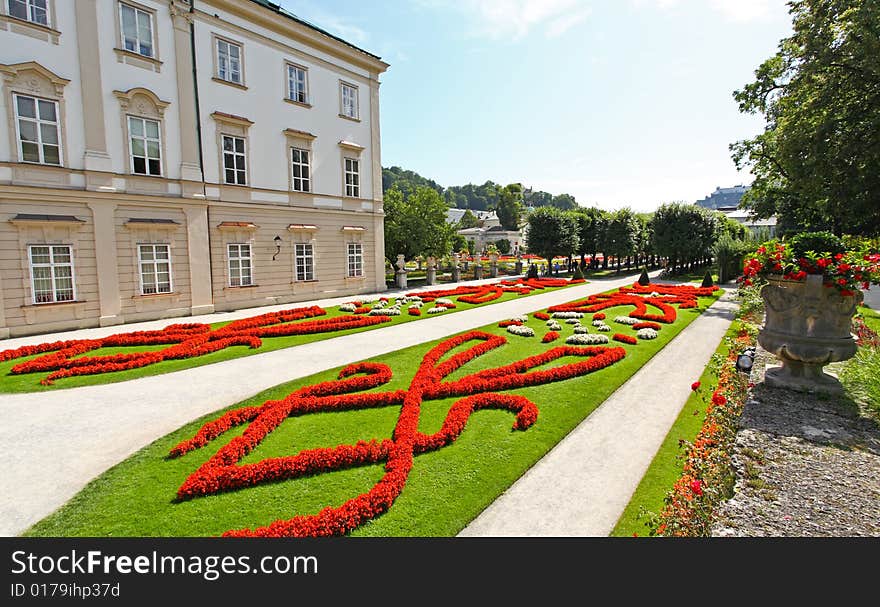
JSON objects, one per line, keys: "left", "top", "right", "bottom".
{"left": 789, "top": 231, "right": 845, "bottom": 259}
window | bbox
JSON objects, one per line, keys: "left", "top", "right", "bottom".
{"left": 216, "top": 38, "right": 242, "bottom": 84}
{"left": 138, "top": 244, "right": 172, "bottom": 294}
{"left": 295, "top": 243, "right": 315, "bottom": 281}
{"left": 344, "top": 157, "right": 359, "bottom": 197}
{"left": 222, "top": 135, "right": 246, "bottom": 185}
{"left": 347, "top": 242, "right": 363, "bottom": 278}
{"left": 8, "top": 0, "right": 48, "bottom": 25}
{"left": 128, "top": 115, "right": 161, "bottom": 176}
{"left": 29, "top": 245, "right": 74, "bottom": 304}
{"left": 287, "top": 64, "right": 308, "bottom": 104}
{"left": 291, "top": 148, "right": 310, "bottom": 192}
{"left": 120, "top": 2, "right": 154, "bottom": 58}
{"left": 227, "top": 243, "right": 253, "bottom": 287}
{"left": 340, "top": 82, "right": 358, "bottom": 119}
{"left": 14, "top": 93, "right": 60, "bottom": 165}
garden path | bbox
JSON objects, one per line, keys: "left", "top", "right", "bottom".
{"left": 0, "top": 272, "right": 646, "bottom": 536}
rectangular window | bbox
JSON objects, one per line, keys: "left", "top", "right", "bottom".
{"left": 287, "top": 64, "right": 308, "bottom": 104}
{"left": 227, "top": 243, "right": 253, "bottom": 287}
{"left": 29, "top": 245, "right": 74, "bottom": 304}
{"left": 340, "top": 82, "right": 358, "bottom": 119}
{"left": 344, "top": 157, "right": 360, "bottom": 198}
{"left": 295, "top": 243, "right": 315, "bottom": 281}
{"left": 120, "top": 3, "right": 154, "bottom": 58}
{"left": 128, "top": 116, "right": 161, "bottom": 176}
{"left": 291, "top": 147, "right": 310, "bottom": 193}
{"left": 138, "top": 244, "right": 172, "bottom": 294}
{"left": 216, "top": 38, "right": 242, "bottom": 84}
{"left": 347, "top": 242, "right": 363, "bottom": 278}
{"left": 222, "top": 135, "right": 246, "bottom": 185}
{"left": 8, "top": 0, "right": 48, "bottom": 25}
{"left": 14, "top": 94, "right": 61, "bottom": 165}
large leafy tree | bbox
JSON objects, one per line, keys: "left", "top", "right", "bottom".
{"left": 457, "top": 209, "right": 480, "bottom": 229}
{"left": 496, "top": 183, "right": 524, "bottom": 231}
{"left": 603, "top": 208, "right": 640, "bottom": 273}
{"left": 383, "top": 186, "right": 456, "bottom": 262}
{"left": 550, "top": 193, "right": 578, "bottom": 210}
{"left": 650, "top": 203, "right": 719, "bottom": 271}
{"left": 572, "top": 206, "right": 607, "bottom": 266}
{"left": 731, "top": 0, "right": 880, "bottom": 236}
{"left": 526, "top": 207, "right": 579, "bottom": 273}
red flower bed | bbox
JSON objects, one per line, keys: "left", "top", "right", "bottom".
{"left": 533, "top": 312, "right": 551, "bottom": 321}
{"left": 612, "top": 333, "right": 638, "bottom": 345}
{"left": 593, "top": 313, "right": 606, "bottom": 321}
{"left": 542, "top": 331, "right": 560, "bottom": 343}
{"left": 170, "top": 330, "right": 627, "bottom": 536}
{"left": 410, "top": 277, "right": 577, "bottom": 305}
{"left": 498, "top": 320, "right": 524, "bottom": 327}
{"left": 1, "top": 305, "right": 394, "bottom": 384}
{"left": 408, "top": 308, "right": 421, "bottom": 316}
{"left": 353, "top": 306, "right": 371, "bottom": 314}
{"left": 632, "top": 322, "right": 661, "bottom": 331}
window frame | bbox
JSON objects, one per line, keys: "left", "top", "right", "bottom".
{"left": 294, "top": 242, "right": 315, "bottom": 282}
{"left": 118, "top": 1, "right": 155, "bottom": 59}
{"left": 286, "top": 62, "right": 309, "bottom": 105}
{"left": 12, "top": 92, "right": 62, "bottom": 166}
{"left": 213, "top": 33, "right": 246, "bottom": 87}
{"left": 346, "top": 242, "right": 364, "bottom": 278}
{"left": 343, "top": 157, "right": 360, "bottom": 198}
{"left": 339, "top": 81, "right": 359, "bottom": 120}
{"left": 290, "top": 147, "right": 311, "bottom": 193}
{"left": 7, "top": 0, "right": 49, "bottom": 26}
{"left": 221, "top": 134, "right": 247, "bottom": 186}
{"left": 227, "top": 242, "right": 254, "bottom": 287}
{"left": 127, "top": 114, "right": 163, "bottom": 177}
{"left": 28, "top": 243, "right": 75, "bottom": 304}
{"left": 137, "top": 243, "right": 173, "bottom": 295}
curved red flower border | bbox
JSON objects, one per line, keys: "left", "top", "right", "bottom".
{"left": 168, "top": 330, "right": 627, "bottom": 537}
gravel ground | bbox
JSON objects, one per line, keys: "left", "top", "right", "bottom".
{"left": 712, "top": 351, "right": 880, "bottom": 537}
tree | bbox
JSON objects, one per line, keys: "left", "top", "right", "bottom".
{"left": 382, "top": 166, "right": 443, "bottom": 199}
{"left": 525, "top": 207, "right": 579, "bottom": 275}
{"left": 550, "top": 193, "right": 578, "bottom": 210}
{"left": 715, "top": 211, "right": 747, "bottom": 241}
{"left": 572, "top": 207, "right": 606, "bottom": 267}
{"left": 496, "top": 183, "right": 524, "bottom": 231}
{"left": 495, "top": 238, "right": 511, "bottom": 255}
{"left": 604, "top": 208, "right": 640, "bottom": 274}
{"left": 650, "top": 203, "right": 719, "bottom": 272}
{"left": 730, "top": 0, "right": 880, "bottom": 236}
{"left": 383, "top": 186, "right": 455, "bottom": 262}
{"left": 523, "top": 189, "right": 552, "bottom": 208}
{"left": 457, "top": 209, "right": 480, "bottom": 229}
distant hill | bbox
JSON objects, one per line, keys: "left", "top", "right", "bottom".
{"left": 382, "top": 165, "right": 580, "bottom": 211}
{"left": 696, "top": 185, "right": 749, "bottom": 209}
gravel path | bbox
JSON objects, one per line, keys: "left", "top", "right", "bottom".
{"left": 712, "top": 351, "right": 880, "bottom": 537}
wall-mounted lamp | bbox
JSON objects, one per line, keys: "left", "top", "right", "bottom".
{"left": 272, "top": 235, "right": 282, "bottom": 261}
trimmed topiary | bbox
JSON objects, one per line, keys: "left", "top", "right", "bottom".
{"left": 638, "top": 267, "right": 650, "bottom": 286}
{"left": 701, "top": 270, "right": 714, "bottom": 288}
{"left": 526, "top": 264, "right": 539, "bottom": 279}
{"left": 572, "top": 265, "right": 585, "bottom": 280}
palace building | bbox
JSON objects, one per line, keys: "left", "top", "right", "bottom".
{"left": 0, "top": 0, "right": 388, "bottom": 338}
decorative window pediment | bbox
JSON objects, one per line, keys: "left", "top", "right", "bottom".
{"left": 113, "top": 87, "right": 169, "bottom": 119}
{"left": 0, "top": 61, "right": 69, "bottom": 97}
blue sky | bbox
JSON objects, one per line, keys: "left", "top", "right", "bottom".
{"left": 279, "top": 0, "right": 794, "bottom": 212}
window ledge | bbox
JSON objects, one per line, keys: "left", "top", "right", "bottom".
{"left": 0, "top": 14, "right": 61, "bottom": 40}
{"left": 284, "top": 98, "right": 312, "bottom": 109}
{"left": 21, "top": 300, "right": 87, "bottom": 323}
{"left": 338, "top": 114, "right": 361, "bottom": 122}
{"left": 113, "top": 48, "right": 162, "bottom": 72}
{"left": 224, "top": 284, "right": 259, "bottom": 290}
{"left": 291, "top": 280, "right": 319, "bottom": 284}
{"left": 132, "top": 291, "right": 178, "bottom": 299}
{"left": 21, "top": 300, "right": 85, "bottom": 310}
{"left": 212, "top": 76, "right": 248, "bottom": 90}
{"left": 344, "top": 275, "right": 366, "bottom": 281}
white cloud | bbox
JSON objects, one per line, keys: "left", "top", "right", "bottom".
{"left": 421, "top": 0, "right": 592, "bottom": 40}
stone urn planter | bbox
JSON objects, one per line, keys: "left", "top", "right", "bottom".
{"left": 759, "top": 274, "right": 862, "bottom": 393}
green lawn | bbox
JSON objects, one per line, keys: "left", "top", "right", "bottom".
{"left": 0, "top": 281, "right": 585, "bottom": 394}
{"left": 609, "top": 318, "right": 746, "bottom": 537}
{"left": 25, "top": 289, "right": 719, "bottom": 537}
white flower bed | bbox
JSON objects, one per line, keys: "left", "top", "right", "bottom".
{"left": 552, "top": 311, "right": 583, "bottom": 319}
{"left": 339, "top": 303, "right": 357, "bottom": 312}
{"left": 546, "top": 320, "right": 562, "bottom": 331}
{"left": 591, "top": 319, "right": 606, "bottom": 327}
{"left": 369, "top": 308, "right": 401, "bottom": 316}
{"left": 573, "top": 326, "right": 590, "bottom": 334}
{"left": 506, "top": 325, "right": 535, "bottom": 337}
{"left": 406, "top": 296, "right": 422, "bottom": 302}
{"left": 595, "top": 323, "right": 611, "bottom": 332}
{"left": 408, "top": 301, "right": 423, "bottom": 308}
{"left": 511, "top": 315, "right": 528, "bottom": 323}
{"left": 565, "top": 333, "right": 608, "bottom": 345}
{"left": 565, "top": 318, "right": 581, "bottom": 325}
{"left": 427, "top": 307, "right": 446, "bottom": 314}
{"left": 435, "top": 298, "right": 454, "bottom": 306}
{"left": 637, "top": 328, "right": 659, "bottom": 340}
{"left": 614, "top": 316, "right": 639, "bottom": 325}
{"left": 372, "top": 302, "right": 386, "bottom": 310}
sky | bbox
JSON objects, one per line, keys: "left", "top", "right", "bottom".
{"left": 278, "top": 0, "right": 795, "bottom": 212}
